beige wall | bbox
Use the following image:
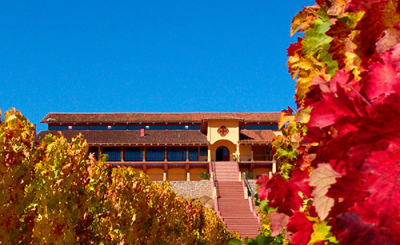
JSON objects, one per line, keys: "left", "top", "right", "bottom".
{"left": 147, "top": 168, "right": 164, "bottom": 181}
{"left": 168, "top": 168, "right": 186, "bottom": 181}
{"left": 253, "top": 167, "right": 271, "bottom": 178}
{"left": 239, "top": 145, "right": 252, "bottom": 161}
{"left": 190, "top": 167, "right": 208, "bottom": 181}
{"left": 207, "top": 120, "right": 240, "bottom": 145}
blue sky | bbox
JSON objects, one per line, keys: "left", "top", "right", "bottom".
{"left": 0, "top": 1, "right": 315, "bottom": 132}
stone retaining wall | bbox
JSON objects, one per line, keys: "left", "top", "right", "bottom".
{"left": 156, "top": 180, "right": 212, "bottom": 199}
{"left": 247, "top": 179, "right": 258, "bottom": 194}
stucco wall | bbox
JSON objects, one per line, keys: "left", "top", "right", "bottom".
{"left": 208, "top": 120, "right": 240, "bottom": 145}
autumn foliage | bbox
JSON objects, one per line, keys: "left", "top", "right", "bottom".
{"left": 0, "top": 109, "right": 235, "bottom": 244}
{"left": 253, "top": 0, "right": 400, "bottom": 244}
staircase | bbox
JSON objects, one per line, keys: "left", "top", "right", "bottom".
{"left": 213, "top": 161, "right": 261, "bottom": 238}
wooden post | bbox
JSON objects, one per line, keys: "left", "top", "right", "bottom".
{"left": 251, "top": 145, "right": 254, "bottom": 162}
{"left": 143, "top": 146, "right": 146, "bottom": 162}
{"left": 186, "top": 163, "right": 190, "bottom": 181}
{"left": 97, "top": 146, "right": 101, "bottom": 160}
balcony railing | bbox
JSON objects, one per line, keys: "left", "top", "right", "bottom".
{"left": 239, "top": 154, "right": 274, "bottom": 162}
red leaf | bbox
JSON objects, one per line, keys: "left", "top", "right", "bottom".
{"left": 287, "top": 37, "right": 303, "bottom": 56}
{"left": 256, "top": 174, "right": 270, "bottom": 201}
{"left": 286, "top": 211, "right": 314, "bottom": 245}
{"left": 362, "top": 43, "right": 400, "bottom": 104}
{"left": 257, "top": 170, "right": 311, "bottom": 215}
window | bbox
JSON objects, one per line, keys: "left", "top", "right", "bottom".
{"left": 245, "top": 125, "right": 279, "bottom": 130}
{"left": 168, "top": 125, "right": 186, "bottom": 130}
{"left": 128, "top": 125, "right": 145, "bottom": 130}
{"left": 146, "top": 125, "right": 166, "bottom": 130}
{"left": 72, "top": 125, "right": 88, "bottom": 130}
{"left": 146, "top": 147, "right": 165, "bottom": 161}
{"left": 103, "top": 147, "right": 121, "bottom": 161}
{"left": 167, "top": 147, "right": 186, "bottom": 161}
{"left": 89, "top": 125, "right": 108, "bottom": 130}
{"left": 125, "top": 147, "right": 143, "bottom": 161}
{"left": 88, "top": 147, "right": 98, "bottom": 159}
{"left": 188, "top": 147, "right": 198, "bottom": 161}
{"left": 111, "top": 125, "right": 127, "bottom": 130}
{"left": 168, "top": 125, "right": 201, "bottom": 130}
{"left": 200, "top": 146, "right": 208, "bottom": 156}
{"left": 49, "top": 125, "right": 68, "bottom": 130}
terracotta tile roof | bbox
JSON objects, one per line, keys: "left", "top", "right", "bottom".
{"left": 41, "top": 112, "right": 280, "bottom": 124}
{"left": 239, "top": 130, "right": 276, "bottom": 144}
{"left": 35, "top": 130, "right": 208, "bottom": 145}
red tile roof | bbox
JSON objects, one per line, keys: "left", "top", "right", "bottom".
{"left": 41, "top": 112, "right": 280, "bottom": 124}
{"left": 35, "top": 130, "right": 208, "bottom": 145}
{"left": 239, "top": 130, "right": 276, "bottom": 144}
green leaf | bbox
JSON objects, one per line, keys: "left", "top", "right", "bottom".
{"left": 309, "top": 221, "right": 338, "bottom": 244}
{"left": 228, "top": 239, "right": 242, "bottom": 245}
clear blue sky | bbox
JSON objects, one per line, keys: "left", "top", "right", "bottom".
{"left": 0, "top": 1, "right": 314, "bottom": 132}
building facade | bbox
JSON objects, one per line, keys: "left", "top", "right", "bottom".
{"left": 37, "top": 112, "right": 280, "bottom": 181}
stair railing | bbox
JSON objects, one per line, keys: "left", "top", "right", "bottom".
{"left": 242, "top": 172, "right": 261, "bottom": 223}
{"left": 209, "top": 161, "right": 221, "bottom": 218}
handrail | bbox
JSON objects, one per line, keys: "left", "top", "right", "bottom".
{"left": 242, "top": 172, "right": 260, "bottom": 223}
{"left": 243, "top": 173, "right": 255, "bottom": 197}
{"left": 209, "top": 161, "right": 220, "bottom": 218}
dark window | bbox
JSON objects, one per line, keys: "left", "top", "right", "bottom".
{"left": 103, "top": 147, "right": 121, "bottom": 161}
{"left": 245, "top": 125, "right": 279, "bottom": 130}
{"left": 200, "top": 146, "right": 208, "bottom": 156}
{"left": 146, "top": 125, "right": 166, "bottom": 130}
{"left": 167, "top": 147, "right": 186, "bottom": 161}
{"left": 125, "top": 147, "right": 143, "bottom": 161}
{"left": 128, "top": 125, "right": 145, "bottom": 130}
{"left": 111, "top": 125, "right": 127, "bottom": 130}
{"left": 89, "top": 125, "right": 108, "bottom": 130}
{"left": 169, "top": 125, "right": 201, "bottom": 130}
{"left": 168, "top": 125, "right": 186, "bottom": 130}
{"left": 88, "top": 147, "right": 98, "bottom": 159}
{"left": 188, "top": 147, "right": 199, "bottom": 161}
{"left": 72, "top": 125, "right": 88, "bottom": 130}
{"left": 49, "top": 125, "right": 69, "bottom": 130}
{"left": 146, "top": 147, "right": 165, "bottom": 161}
{"left": 241, "top": 125, "right": 245, "bottom": 129}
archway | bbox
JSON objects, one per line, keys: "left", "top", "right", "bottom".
{"left": 216, "top": 146, "right": 230, "bottom": 161}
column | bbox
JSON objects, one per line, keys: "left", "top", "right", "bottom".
{"left": 251, "top": 145, "right": 254, "bottom": 162}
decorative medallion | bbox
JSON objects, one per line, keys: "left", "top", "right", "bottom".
{"left": 217, "top": 126, "right": 229, "bottom": 137}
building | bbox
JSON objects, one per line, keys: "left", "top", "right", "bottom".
{"left": 37, "top": 112, "right": 280, "bottom": 181}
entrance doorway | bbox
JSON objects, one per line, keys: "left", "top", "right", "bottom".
{"left": 216, "top": 146, "right": 230, "bottom": 161}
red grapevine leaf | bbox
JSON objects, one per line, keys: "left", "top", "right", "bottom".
{"left": 257, "top": 170, "right": 311, "bottom": 215}
{"left": 286, "top": 211, "right": 314, "bottom": 245}
{"left": 362, "top": 43, "right": 400, "bottom": 104}
{"left": 256, "top": 174, "right": 270, "bottom": 201}
{"left": 268, "top": 212, "right": 289, "bottom": 237}
{"left": 287, "top": 37, "right": 303, "bottom": 57}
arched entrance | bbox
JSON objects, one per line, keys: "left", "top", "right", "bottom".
{"left": 216, "top": 146, "right": 230, "bottom": 161}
